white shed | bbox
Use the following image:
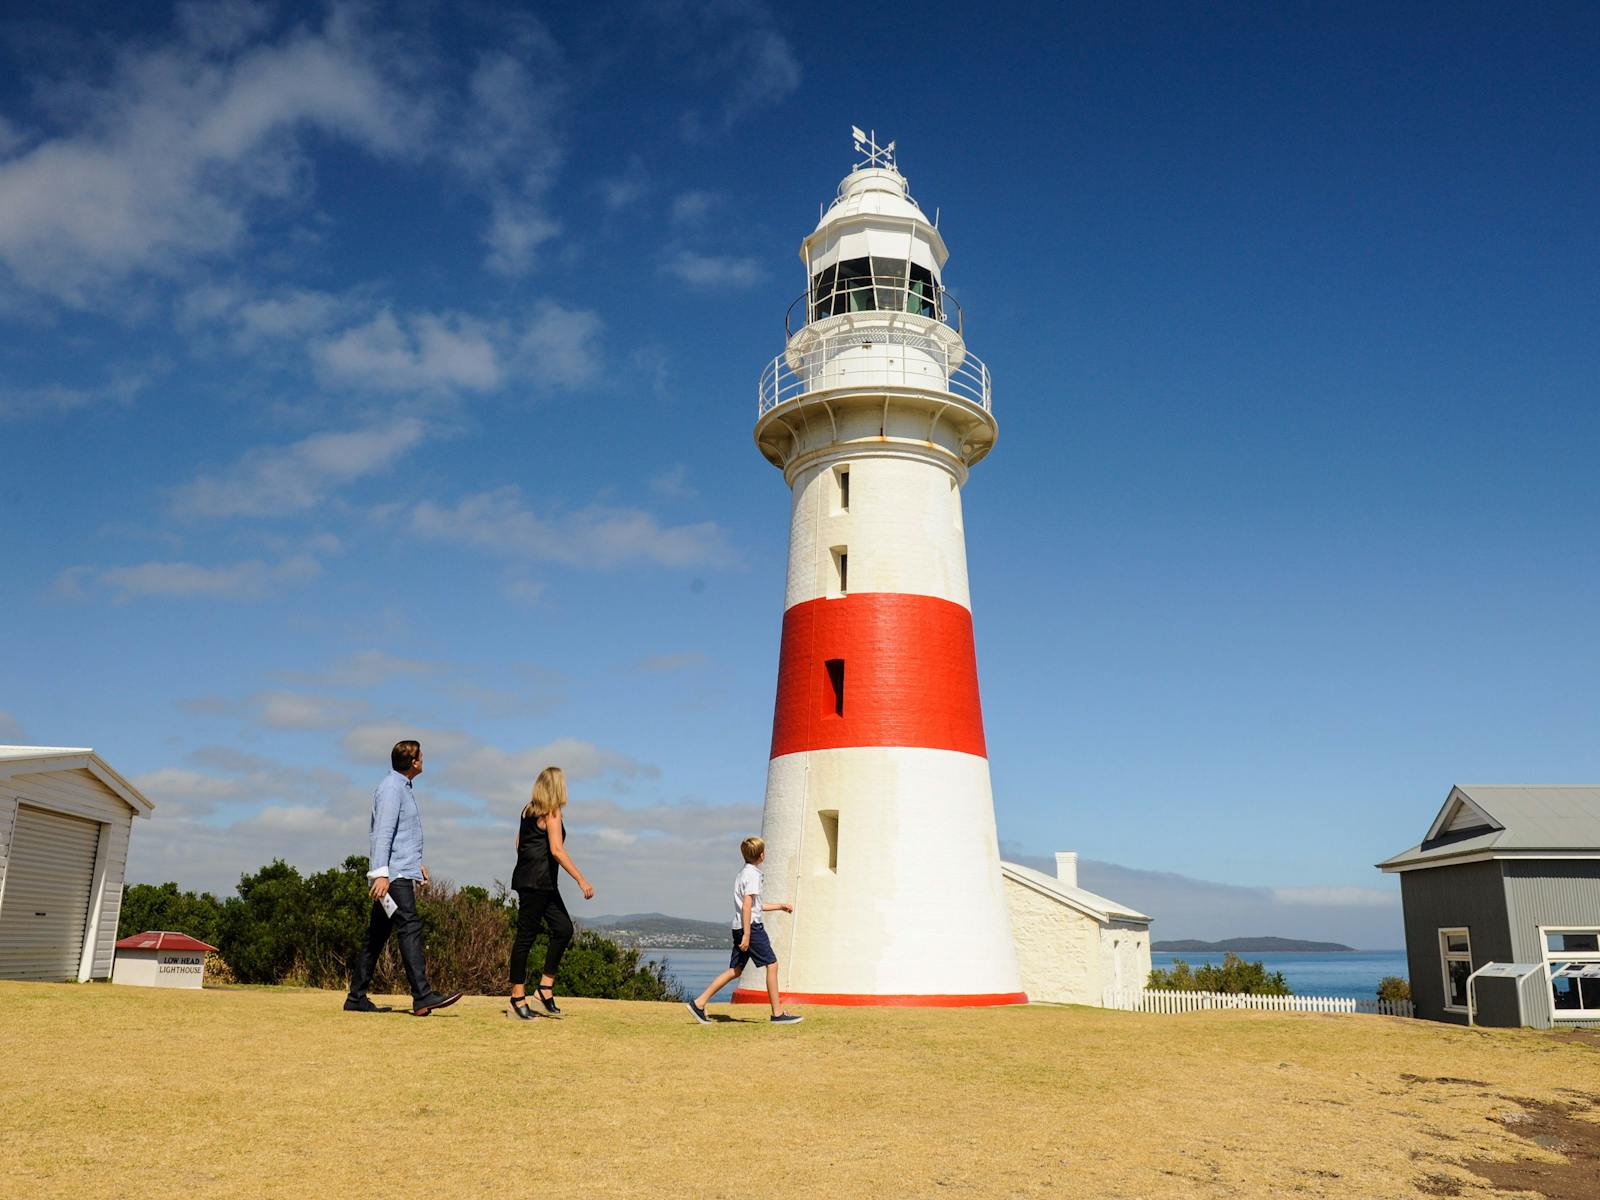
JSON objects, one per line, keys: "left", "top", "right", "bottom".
{"left": 1002, "top": 852, "right": 1153, "bottom": 1006}
{"left": 0, "top": 747, "right": 154, "bottom": 982}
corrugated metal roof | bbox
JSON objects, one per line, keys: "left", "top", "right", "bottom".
{"left": 1000, "top": 861, "right": 1151, "bottom": 924}
{"left": 1378, "top": 785, "right": 1600, "bottom": 870}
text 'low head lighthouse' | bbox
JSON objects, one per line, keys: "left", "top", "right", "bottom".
{"left": 737, "top": 130, "right": 1026, "bottom": 1007}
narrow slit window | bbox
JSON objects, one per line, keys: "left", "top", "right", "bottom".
{"left": 837, "top": 465, "right": 850, "bottom": 511}
{"left": 831, "top": 546, "right": 848, "bottom": 594}
{"left": 819, "top": 810, "right": 839, "bottom": 872}
{"left": 824, "top": 658, "right": 845, "bottom": 717}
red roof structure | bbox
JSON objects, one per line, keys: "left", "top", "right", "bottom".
{"left": 114, "top": 931, "right": 219, "bottom": 953}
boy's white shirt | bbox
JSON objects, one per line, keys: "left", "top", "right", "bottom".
{"left": 732, "top": 862, "right": 763, "bottom": 929}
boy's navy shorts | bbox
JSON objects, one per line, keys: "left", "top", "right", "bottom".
{"left": 730, "top": 924, "right": 777, "bottom": 970}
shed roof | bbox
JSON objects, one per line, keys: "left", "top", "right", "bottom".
{"left": 1000, "top": 861, "right": 1151, "bottom": 925}
{"left": 0, "top": 746, "right": 154, "bottom": 817}
{"left": 1378, "top": 785, "right": 1600, "bottom": 872}
{"left": 115, "top": 931, "right": 218, "bottom": 954}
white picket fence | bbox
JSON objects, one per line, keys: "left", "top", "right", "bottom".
{"left": 1104, "top": 987, "right": 1414, "bottom": 1018}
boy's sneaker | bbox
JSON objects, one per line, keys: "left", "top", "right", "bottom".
{"left": 686, "top": 1000, "right": 711, "bottom": 1024}
{"left": 770, "top": 1013, "right": 804, "bottom": 1024}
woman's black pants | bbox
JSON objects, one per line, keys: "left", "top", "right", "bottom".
{"left": 509, "top": 886, "right": 574, "bottom": 986}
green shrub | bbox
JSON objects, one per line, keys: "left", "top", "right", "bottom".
{"left": 1376, "top": 976, "right": 1411, "bottom": 1003}
{"left": 1149, "top": 952, "right": 1291, "bottom": 996}
{"left": 132, "top": 855, "right": 676, "bottom": 999}
{"left": 118, "top": 881, "right": 224, "bottom": 944}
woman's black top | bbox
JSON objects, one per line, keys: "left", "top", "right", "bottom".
{"left": 512, "top": 812, "right": 564, "bottom": 891}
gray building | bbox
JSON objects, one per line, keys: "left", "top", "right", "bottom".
{"left": 1378, "top": 786, "right": 1600, "bottom": 1028}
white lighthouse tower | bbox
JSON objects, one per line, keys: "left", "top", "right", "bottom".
{"left": 735, "top": 130, "right": 1026, "bottom": 1006}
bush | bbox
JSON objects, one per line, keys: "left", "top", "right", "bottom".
{"left": 1149, "top": 952, "right": 1292, "bottom": 996}
{"left": 118, "top": 881, "right": 225, "bottom": 944}
{"left": 135, "top": 855, "right": 676, "bottom": 999}
{"left": 1376, "top": 976, "right": 1411, "bottom": 1003}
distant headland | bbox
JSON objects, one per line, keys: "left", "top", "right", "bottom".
{"left": 1152, "top": 937, "right": 1357, "bottom": 953}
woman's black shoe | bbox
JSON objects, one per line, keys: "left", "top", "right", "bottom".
{"left": 535, "top": 985, "right": 561, "bottom": 1017}
{"left": 509, "top": 996, "right": 536, "bottom": 1020}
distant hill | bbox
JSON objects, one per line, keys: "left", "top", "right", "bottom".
{"left": 1152, "top": 937, "right": 1356, "bottom": 953}
{"left": 585, "top": 912, "right": 727, "bottom": 949}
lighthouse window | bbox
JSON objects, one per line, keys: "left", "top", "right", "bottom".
{"left": 830, "top": 547, "right": 848, "bottom": 594}
{"left": 819, "top": 810, "right": 839, "bottom": 871}
{"left": 811, "top": 257, "right": 941, "bottom": 321}
{"left": 834, "top": 465, "right": 850, "bottom": 512}
{"left": 824, "top": 659, "right": 845, "bottom": 718}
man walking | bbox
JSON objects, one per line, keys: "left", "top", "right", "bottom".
{"left": 345, "top": 739, "right": 462, "bottom": 1016}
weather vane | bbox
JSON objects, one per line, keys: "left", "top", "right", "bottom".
{"left": 851, "top": 125, "right": 896, "bottom": 171}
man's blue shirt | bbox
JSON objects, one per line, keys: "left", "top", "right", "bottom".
{"left": 368, "top": 770, "right": 424, "bottom": 881}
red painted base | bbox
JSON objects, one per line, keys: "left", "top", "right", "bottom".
{"left": 731, "top": 987, "right": 1028, "bottom": 1008}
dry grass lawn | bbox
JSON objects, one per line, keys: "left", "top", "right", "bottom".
{"left": 3, "top": 981, "right": 1597, "bottom": 1199}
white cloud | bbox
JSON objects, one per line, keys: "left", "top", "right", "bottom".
{"left": 254, "top": 692, "right": 371, "bottom": 731}
{"left": 669, "top": 190, "right": 720, "bottom": 226}
{"left": 179, "top": 282, "right": 343, "bottom": 348}
{"left": 661, "top": 250, "right": 764, "bottom": 289}
{"left": 411, "top": 486, "right": 733, "bottom": 569}
{"left": 57, "top": 553, "right": 322, "bottom": 603}
{"left": 633, "top": 652, "right": 711, "bottom": 673}
{"left": 313, "top": 311, "right": 502, "bottom": 393}
{"left": 0, "top": 711, "right": 29, "bottom": 742}
{"left": 0, "top": 6, "right": 428, "bottom": 306}
{"left": 277, "top": 649, "right": 436, "bottom": 689}
{"left": 1271, "top": 886, "right": 1401, "bottom": 908}
{"left": 719, "top": 29, "right": 801, "bottom": 128}
{"left": 598, "top": 156, "right": 650, "bottom": 212}
{"left": 172, "top": 418, "right": 426, "bottom": 518}
{"left": 649, "top": 464, "right": 697, "bottom": 498}
{"left": 517, "top": 301, "right": 602, "bottom": 388}
{"left": 667, "top": 6, "right": 803, "bottom": 140}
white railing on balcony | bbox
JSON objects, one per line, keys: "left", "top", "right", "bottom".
{"left": 758, "top": 328, "right": 991, "bottom": 417}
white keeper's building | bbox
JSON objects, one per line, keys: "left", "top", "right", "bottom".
{"left": 0, "top": 747, "right": 153, "bottom": 982}
{"left": 1001, "top": 851, "right": 1153, "bottom": 1006}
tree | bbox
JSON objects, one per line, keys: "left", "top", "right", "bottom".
{"left": 217, "top": 859, "right": 308, "bottom": 984}
{"left": 1376, "top": 976, "right": 1411, "bottom": 1003}
{"left": 1149, "top": 952, "right": 1292, "bottom": 996}
{"left": 118, "top": 881, "right": 224, "bottom": 944}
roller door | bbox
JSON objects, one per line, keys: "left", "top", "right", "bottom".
{"left": 0, "top": 805, "right": 102, "bottom": 980}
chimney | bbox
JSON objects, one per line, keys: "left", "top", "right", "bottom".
{"left": 1055, "top": 851, "right": 1078, "bottom": 888}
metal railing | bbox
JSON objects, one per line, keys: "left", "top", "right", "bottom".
{"left": 785, "top": 280, "right": 966, "bottom": 339}
{"left": 758, "top": 327, "right": 991, "bottom": 417}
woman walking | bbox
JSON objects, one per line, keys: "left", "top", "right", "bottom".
{"left": 509, "top": 766, "right": 594, "bottom": 1019}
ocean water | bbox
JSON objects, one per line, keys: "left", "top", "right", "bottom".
{"left": 641, "top": 947, "right": 739, "bottom": 1003}
{"left": 1151, "top": 950, "right": 1409, "bottom": 1000}
{"left": 643, "top": 948, "right": 1412, "bottom": 1004}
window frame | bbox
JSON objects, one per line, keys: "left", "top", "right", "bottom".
{"left": 1438, "top": 927, "right": 1472, "bottom": 1013}
{"left": 1539, "top": 924, "right": 1600, "bottom": 1022}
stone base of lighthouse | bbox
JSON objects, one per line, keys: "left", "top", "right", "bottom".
{"left": 732, "top": 746, "right": 1027, "bottom": 1006}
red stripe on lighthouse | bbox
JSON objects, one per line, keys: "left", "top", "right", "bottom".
{"left": 769, "top": 593, "right": 987, "bottom": 759}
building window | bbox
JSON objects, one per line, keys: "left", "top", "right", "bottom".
{"left": 823, "top": 659, "right": 845, "bottom": 718}
{"left": 835, "top": 465, "right": 850, "bottom": 513}
{"left": 1542, "top": 928, "right": 1600, "bottom": 1020}
{"left": 818, "top": 810, "right": 839, "bottom": 872}
{"left": 831, "top": 546, "right": 848, "bottom": 595}
{"left": 1439, "top": 928, "right": 1471, "bottom": 1012}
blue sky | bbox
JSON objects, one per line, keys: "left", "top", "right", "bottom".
{"left": 2, "top": 2, "right": 1596, "bottom": 948}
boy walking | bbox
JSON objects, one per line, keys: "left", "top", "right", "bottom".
{"left": 687, "top": 836, "right": 802, "bottom": 1024}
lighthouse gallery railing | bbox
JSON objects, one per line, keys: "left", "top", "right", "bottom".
{"left": 758, "top": 329, "right": 992, "bottom": 417}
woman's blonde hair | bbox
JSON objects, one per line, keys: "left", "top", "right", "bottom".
{"left": 523, "top": 766, "right": 568, "bottom": 819}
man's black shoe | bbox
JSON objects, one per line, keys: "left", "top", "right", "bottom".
{"left": 344, "top": 996, "right": 390, "bottom": 1013}
{"left": 411, "top": 990, "right": 463, "bottom": 1016}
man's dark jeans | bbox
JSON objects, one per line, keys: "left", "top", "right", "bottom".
{"left": 348, "top": 877, "right": 431, "bottom": 1003}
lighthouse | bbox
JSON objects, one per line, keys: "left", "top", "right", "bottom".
{"left": 734, "top": 130, "right": 1026, "bottom": 1006}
